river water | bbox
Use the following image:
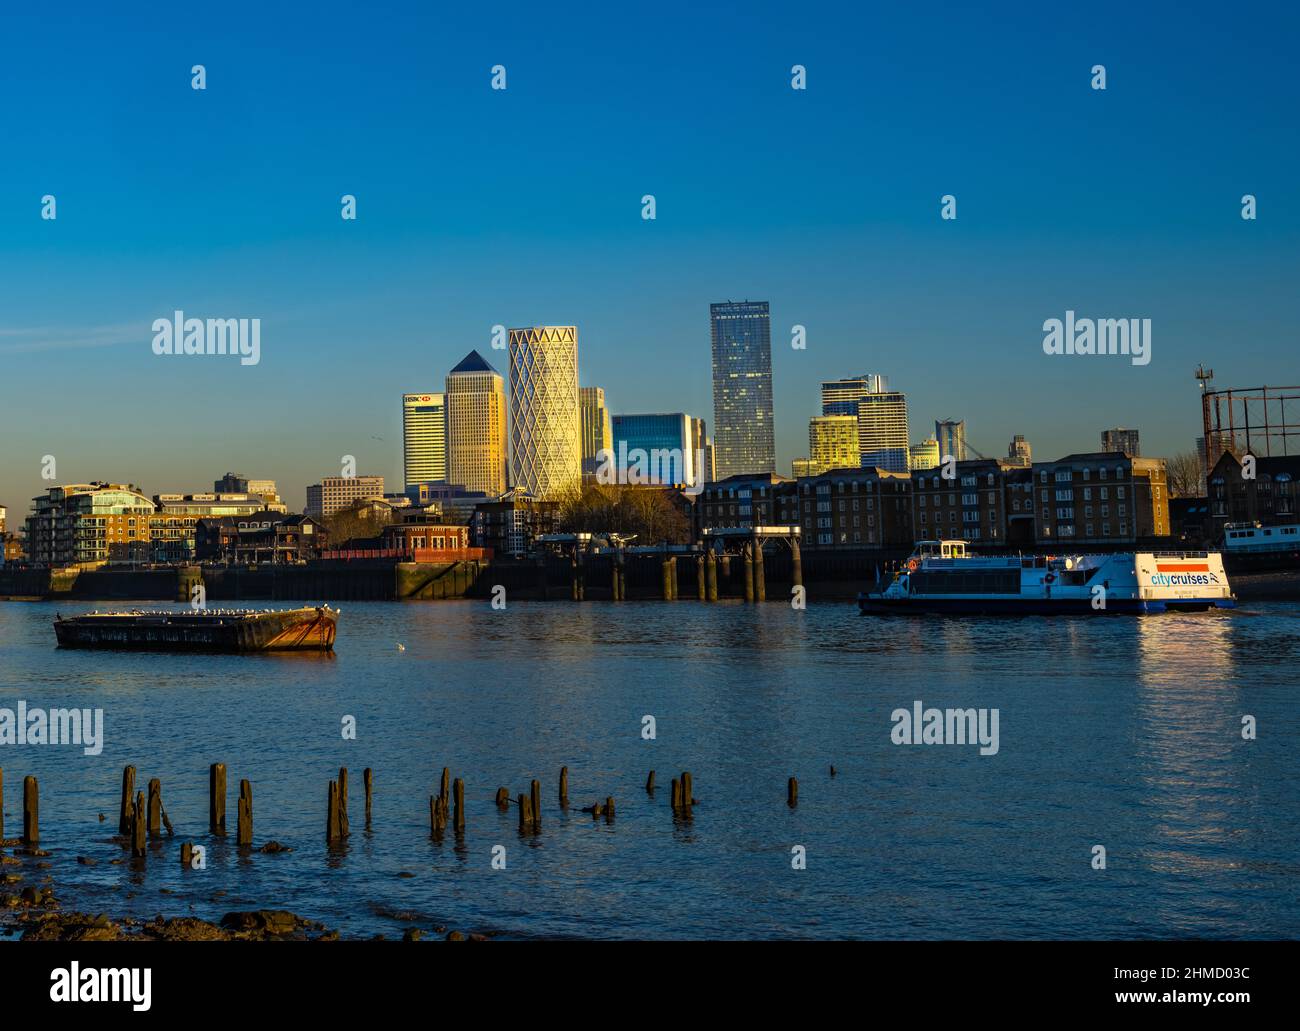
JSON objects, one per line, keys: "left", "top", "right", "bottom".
{"left": 1, "top": 598, "right": 1297, "bottom": 939}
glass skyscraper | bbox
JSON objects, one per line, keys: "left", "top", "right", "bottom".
{"left": 935, "top": 419, "right": 967, "bottom": 463}
{"left": 857, "top": 392, "right": 910, "bottom": 472}
{"left": 402, "top": 392, "right": 447, "bottom": 489}
{"left": 508, "top": 326, "right": 581, "bottom": 499}
{"left": 820, "top": 374, "right": 888, "bottom": 416}
{"left": 610, "top": 412, "right": 699, "bottom": 486}
{"left": 710, "top": 301, "right": 775, "bottom": 478}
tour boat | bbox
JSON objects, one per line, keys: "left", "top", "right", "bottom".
{"left": 1220, "top": 521, "right": 1300, "bottom": 569}
{"left": 53, "top": 606, "right": 338, "bottom": 652}
{"left": 858, "top": 540, "right": 1235, "bottom": 615}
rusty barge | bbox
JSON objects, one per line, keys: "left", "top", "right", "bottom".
{"left": 53, "top": 606, "right": 338, "bottom": 652}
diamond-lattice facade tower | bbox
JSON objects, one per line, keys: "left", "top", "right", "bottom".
{"left": 508, "top": 325, "right": 581, "bottom": 499}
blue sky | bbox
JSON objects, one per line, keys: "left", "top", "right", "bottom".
{"left": 1, "top": 0, "right": 1297, "bottom": 511}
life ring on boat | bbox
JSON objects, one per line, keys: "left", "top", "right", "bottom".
{"left": 908, "top": 558, "right": 920, "bottom": 571}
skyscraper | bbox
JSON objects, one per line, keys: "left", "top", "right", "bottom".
{"left": 857, "top": 392, "right": 911, "bottom": 472}
{"left": 821, "top": 375, "right": 907, "bottom": 470}
{"left": 402, "top": 393, "right": 447, "bottom": 489}
{"left": 710, "top": 301, "right": 775, "bottom": 478}
{"left": 935, "top": 420, "right": 967, "bottom": 462}
{"left": 820, "top": 375, "right": 888, "bottom": 416}
{"left": 1007, "top": 434, "right": 1032, "bottom": 466}
{"left": 1101, "top": 427, "right": 1140, "bottom": 456}
{"left": 508, "top": 326, "right": 581, "bottom": 499}
{"left": 689, "top": 416, "right": 716, "bottom": 482}
{"left": 445, "top": 350, "right": 508, "bottom": 497}
{"left": 809, "top": 415, "right": 859, "bottom": 472}
{"left": 610, "top": 412, "right": 698, "bottom": 486}
{"left": 579, "top": 386, "right": 613, "bottom": 476}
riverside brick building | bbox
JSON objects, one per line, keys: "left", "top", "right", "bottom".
{"left": 911, "top": 459, "right": 1023, "bottom": 546}
{"left": 1030, "top": 452, "right": 1168, "bottom": 545}
{"left": 796, "top": 467, "right": 911, "bottom": 549}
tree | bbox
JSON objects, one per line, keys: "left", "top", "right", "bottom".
{"left": 323, "top": 501, "right": 394, "bottom": 546}
{"left": 1165, "top": 451, "right": 1205, "bottom": 498}
{"left": 558, "top": 483, "right": 691, "bottom": 544}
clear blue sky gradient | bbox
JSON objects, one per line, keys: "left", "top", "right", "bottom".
{"left": 1, "top": 0, "right": 1297, "bottom": 510}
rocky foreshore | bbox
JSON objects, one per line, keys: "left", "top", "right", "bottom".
{"left": 2, "top": 839, "right": 491, "bottom": 942}
{"left": 17, "top": 909, "right": 338, "bottom": 941}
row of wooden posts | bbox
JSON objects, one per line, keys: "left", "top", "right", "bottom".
{"left": 1, "top": 765, "right": 813, "bottom": 855}
{"left": 582, "top": 542, "right": 802, "bottom": 603}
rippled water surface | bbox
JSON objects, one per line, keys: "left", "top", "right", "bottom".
{"left": 1, "top": 598, "right": 1297, "bottom": 939}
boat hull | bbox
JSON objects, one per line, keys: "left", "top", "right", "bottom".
{"left": 53, "top": 607, "right": 337, "bottom": 652}
{"left": 857, "top": 594, "right": 1235, "bottom": 616}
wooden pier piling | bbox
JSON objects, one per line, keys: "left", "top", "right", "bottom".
{"left": 495, "top": 786, "right": 510, "bottom": 810}
{"left": 681, "top": 771, "right": 693, "bottom": 809}
{"left": 236, "top": 779, "right": 253, "bottom": 847}
{"left": 530, "top": 779, "right": 541, "bottom": 829}
{"left": 645, "top": 770, "right": 655, "bottom": 793}
{"left": 327, "top": 780, "right": 341, "bottom": 844}
{"left": 147, "top": 778, "right": 162, "bottom": 838}
{"left": 791, "top": 537, "right": 803, "bottom": 592}
{"left": 518, "top": 793, "right": 533, "bottom": 833}
{"left": 120, "top": 765, "right": 136, "bottom": 835}
{"left": 131, "top": 790, "right": 145, "bottom": 857}
{"left": 743, "top": 543, "right": 755, "bottom": 602}
{"left": 559, "top": 767, "right": 569, "bottom": 807}
{"left": 22, "top": 775, "right": 38, "bottom": 845}
{"left": 705, "top": 549, "right": 718, "bottom": 601}
{"left": 453, "top": 778, "right": 465, "bottom": 833}
{"left": 671, "top": 777, "right": 682, "bottom": 812}
{"left": 754, "top": 542, "right": 766, "bottom": 602}
{"left": 788, "top": 777, "right": 798, "bottom": 807}
{"left": 180, "top": 841, "right": 193, "bottom": 867}
{"left": 208, "top": 762, "right": 226, "bottom": 836}
{"left": 363, "top": 767, "right": 373, "bottom": 829}
{"left": 604, "top": 796, "right": 616, "bottom": 823}
{"left": 338, "top": 767, "right": 350, "bottom": 838}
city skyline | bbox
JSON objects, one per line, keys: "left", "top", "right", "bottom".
{"left": 2, "top": 3, "right": 1297, "bottom": 508}
{"left": 0, "top": 326, "right": 1278, "bottom": 514}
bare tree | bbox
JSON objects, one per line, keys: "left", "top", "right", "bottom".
{"left": 1166, "top": 451, "right": 1205, "bottom": 498}
{"left": 559, "top": 483, "right": 691, "bottom": 543}
{"left": 323, "top": 502, "right": 394, "bottom": 546}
